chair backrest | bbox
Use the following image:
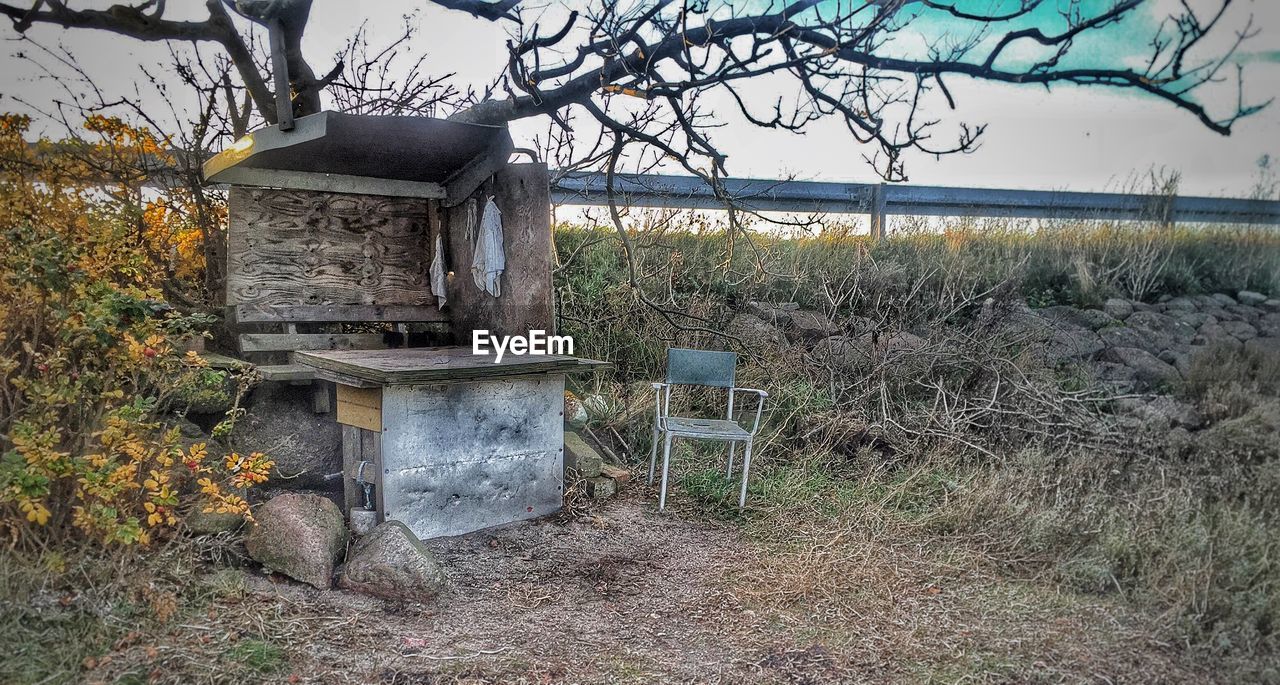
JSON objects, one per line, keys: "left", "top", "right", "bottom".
{"left": 665, "top": 348, "right": 736, "bottom": 388}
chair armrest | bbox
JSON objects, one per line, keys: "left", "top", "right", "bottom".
{"left": 729, "top": 387, "right": 769, "bottom": 435}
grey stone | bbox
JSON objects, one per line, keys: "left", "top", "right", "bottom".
{"left": 1226, "top": 304, "right": 1260, "bottom": 322}
{"left": 726, "top": 313, "right": 786, "bottom": 348}
{"left": 810, "top": 335, "right": 867, "bottom": 369}
{"left": 879, "top": 331, "right": 926, "bottom": 356}
{"left": 784, "top": 310, "right": 840, "bottom": 345}
{"left": 245, "top": 493, "right": 347, "bottom": 589}
{"left": 584, "top": 476, "right": 617, "bottom": 500}
{"left": 1102, "top": 346, "right": 1182, "bottom": 390}
{"left": 1238, "top": 290, "right": 1268, "bottom": 307}
{"left": 338, "top": 521, "right": 445, "bottom": 602}
{"left": 745, "top": 301, "right": 798, "bottom": 323}
{"left": 235, "top": 384, "right": 342, "bottom": 489}
{"left": 1095, "top": 362, "right": 1137, "bottom": 382}
{"left": 1171, "top": 311, "right": 1212, "bottom": 329}
{"left": 1114, "top": 397, "right": 1203, "bottom": 430}
{"left": 1211, "top": 293, "right": 1238, "bottom": 307}
{"left": 1221, "top": 320, "right": 1259, "bottom": 342}
{"left": 564, "top": 430, "right": 603, "bottom": 479}
{"left": 185, "top": 504, "right": 246, "bottom": 535}
{"left": 1042, "top": 306, "right": 1117, "bottom": 331}
{"left": 1258, "top": 313, "right": 1280, "bottom": 338}
{"left": 1262, "top": 299, "right": 1280, "bottom": 313}
{"left": 1102, "top": 298, "right": 1134, "bottom": 320}
{"left": 1161, "top": 297, "right": 1197, "bottom": 313}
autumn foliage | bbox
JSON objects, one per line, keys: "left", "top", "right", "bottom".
{"left": 0, "top": 114, "right": 267, "bottom": 546}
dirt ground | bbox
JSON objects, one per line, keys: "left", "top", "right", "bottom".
{"left": 82, "top": 485, "right": 1224, "bottom": 685}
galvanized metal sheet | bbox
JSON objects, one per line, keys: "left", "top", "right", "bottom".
{"left": 378, "top": 376, "right": 564, "bottom": 539}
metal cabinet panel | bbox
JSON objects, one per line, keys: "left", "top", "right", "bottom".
{"left": 378, "top": 376, "right": 564, "bottom": 539}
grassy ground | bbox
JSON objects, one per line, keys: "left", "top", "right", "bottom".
{"left": 4, "top": 220, "right": 1280, "bottom": 683}
{"left": 0, "top": 485, "right": 1241, "bottom": 684}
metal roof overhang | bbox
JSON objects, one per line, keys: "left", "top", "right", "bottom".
{"left": 202, "top": 111, "right": 513, "bottom": 205}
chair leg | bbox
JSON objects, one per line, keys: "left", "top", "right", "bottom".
{"left": 738, "top": 439, "right": 754, "bottom": 510}
{"left": 648, "top": 424, "right": 660, "bottom": 485}
{"left": 658, "top": 433, "right": 674, "bottom": 512}
{"left": 726, "top": 442, "right": 736, "bottom": 479}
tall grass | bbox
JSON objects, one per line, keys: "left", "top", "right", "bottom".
{"left": 555, "top": 217, "right": 1280, "bottom": 669}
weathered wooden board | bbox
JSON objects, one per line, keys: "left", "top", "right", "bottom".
{"left": 238, "top": 333, "right": 387, "bottom": 353}
{"left": 445, "top": 163, "right": 554, "bottom": 340}
{"left": 227, "top": 187, "right": 436, "bottom": 307}
{"left": 234, "top": 303, "right": 447, "bottom": 323}
{"left": 294, "top": 346, "right": 605, "bottom": 386}
{"left": 336, "top": 384, "right": 383, "bottom": 432}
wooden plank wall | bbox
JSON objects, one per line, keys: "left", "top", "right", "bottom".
{"left": 227, "top": 187, "right": 437, "bottom": 308}
{"left": 444, "top": 163, "right": 554, "bottom": 340}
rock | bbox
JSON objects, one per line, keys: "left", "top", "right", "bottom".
{"left": 1095, "top": 362, "right": 1137, "bottom": 383}
{"left": 185, "top": 504, "right": 246, "bottom": 535}
{"left": 235, "top": 384, "right": 342, "bottom": 489}
{"left": 600, "top": 463, "right": 632, "bottom": 486}
{"left": 1256, "top": 313, "right": 1280, "bottom": 338}
{"left": 1042, "top": 306, "right": 1117, "bottom": 331}
{"left": 726, "top": 313, "right": 785, "bottom": 348}
{"left": 1114, "top": 397, "right": 1203, "bottom": 430}
{"left": 1112, "top": 311, "right": 1196, "bottom": 354}
{"left": 1263, "top": 299, "right": 1280, "bottom": 313}
{"left": 1171, "top": 311, "right": 1212, "bottom": 329}
{"left": 1238, "top": 290, "right": 1268, "bottom": 307}
{"left": 783, "top": 310, "right": 839, "bottom": 345}
{"left": 811, "top": 335, "right": 868, "bottom": 368}
{"left": 245, "top": 493, "right": 347, "bottom": 589}
{"left": 1192, "top": 325, "right": 1243, "bottom": 350}
{"left": 584, "top": 476, "right": 617, "bottom": 500}
{"left": 1161, "top": 297, "right": 1197, "bottom": 313}
{"left": 564, "top": 430, "right": 603, "bottom": 479}
{"left": 1211, "top": 293, "right": 1238, "bottom": 307}
{"left": 880, "top": 331, "right": 926, "bottom": 355}
{"left": 338, "top": 521, "right": 445, "bottom": 602}
{"left": 1226, "top": 304, "right": 1260, "bottom": 323}
{"left": 1102, "top": 347, "right": 1181, "bottom": 390}
{"left": 564, "top": 392, "right": 588, "bottom": 428}
{"left": 1221, "top": 320, "right": 1258, "bottom": 342}
{"left": 1102, "top": 298, "right": 1135, "bottom": 320}
{"left": 745, "top": 301, "right": 798, "bottom": 323}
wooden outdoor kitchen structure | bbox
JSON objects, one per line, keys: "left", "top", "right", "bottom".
{"left": 204, "top": 110, "right": 599, "bottom": 540}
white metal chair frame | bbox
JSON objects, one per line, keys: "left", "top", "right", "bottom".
{"left": 647, "top": 349, "right": 768, "bottom": 511}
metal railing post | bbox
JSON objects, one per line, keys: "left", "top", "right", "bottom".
{"left": 869, "top": 183, "right": 887, "bottom": 239}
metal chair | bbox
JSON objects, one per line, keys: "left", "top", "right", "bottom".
{"left": 648, "top": 348, "right": 768, "bottom": 511}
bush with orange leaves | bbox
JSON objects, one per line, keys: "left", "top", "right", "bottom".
{"left": 0, "top": 114, "right": 264, "bottom": 546}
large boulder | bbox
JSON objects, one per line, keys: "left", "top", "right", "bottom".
{"left": 726, "top": 313, "right": 786, "bottom": 349}
{"left": 1257, "top": 313, "right": 1280, "bottom": 338}
{"left": 245, "top": 493, "right": 347, "bottom": 589}
{"left": 1102, "top": 298, "right": 1135, "bottom": 320}
{"left": 1101, "top": 346, "right": 1182, "bottom": 390}
{"left": 1237, "top": 291, "right": 1268, "bottom": 307}
{"left": 1114, "top": 396, "right": 1203, "bottom": 430}
{"left": 1041, "top": 306, "right": 1116, "bottom": 332}
{"left": 1221, "top": 320, "right": 1259, "bottom": 342}
{"left": 234, "top": 384, "right": 342, "bottom": 488}
{"left": 338, "top": 521, "right": 446, "bottom": 602}
{"left": 783, "top": 310, "right": 840, "bottom": 345}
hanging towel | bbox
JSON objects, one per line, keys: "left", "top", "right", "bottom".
{"left": 471, "top": 197, "right": 504, "bottom": 298}
{"left": 429, "top": 233, "right": 448, "bottom": 309}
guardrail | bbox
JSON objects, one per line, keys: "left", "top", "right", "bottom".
{"left": 550, "top": 171, "right": 1280, "bottom": 237}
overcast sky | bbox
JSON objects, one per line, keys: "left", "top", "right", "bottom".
{"left": 2, "top": 0, "right": 1278, "bottom": 197}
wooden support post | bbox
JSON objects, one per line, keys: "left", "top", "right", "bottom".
{"left": 869, "top": 183, "right": 888, "bottom": 240}
{"left": 312, "top": 380, "right": 331, "bottom": 414}
{"left": 268, "top": 20, "right": 294, "bottom": 131}
{"left": 341, "top": 424, "right": 382, "bottom": 516}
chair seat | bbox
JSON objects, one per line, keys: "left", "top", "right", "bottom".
{"left": 664, "top": 417, "right": 751, "bottom": 440}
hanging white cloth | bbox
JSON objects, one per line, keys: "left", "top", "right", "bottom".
{"left": 429, "top": 233, "right": 448, "bottom": 309}
{"left": 470, "top": 197, "right": 504, "bottom": 298}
